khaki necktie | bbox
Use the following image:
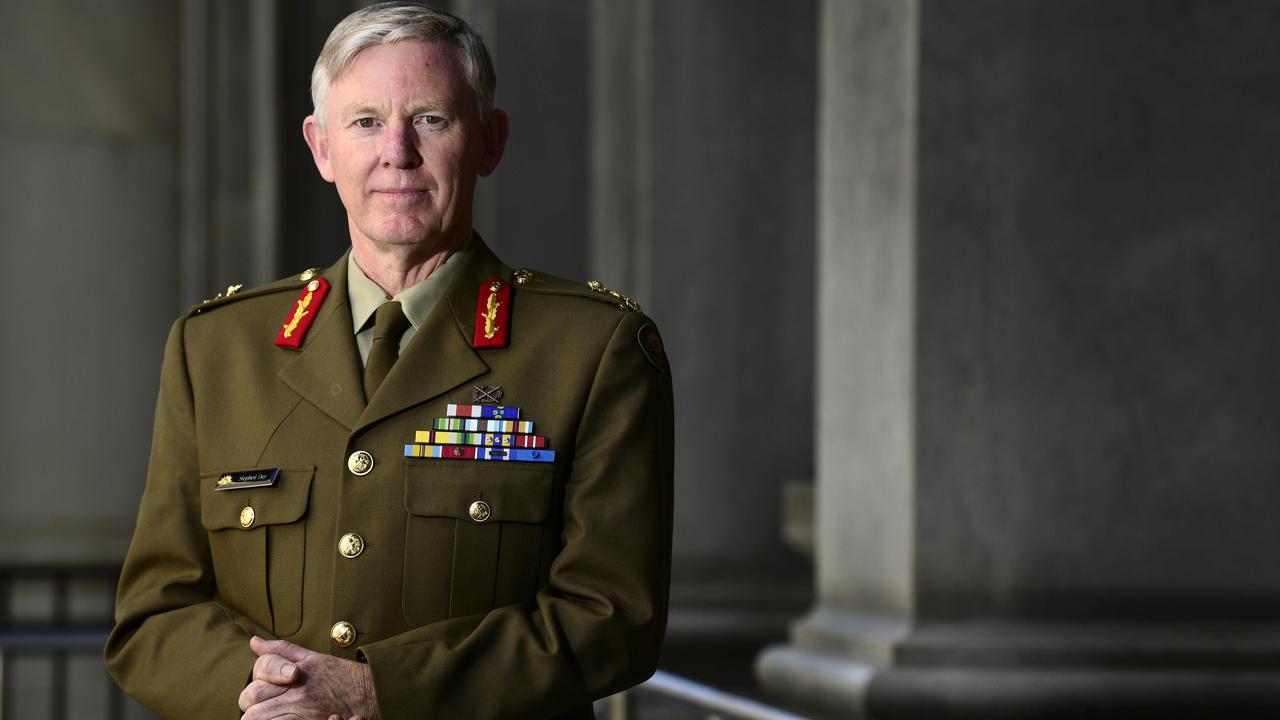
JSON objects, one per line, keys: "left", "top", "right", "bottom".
{"left": 363, "top": 300, "right": 412, "bottom": 400}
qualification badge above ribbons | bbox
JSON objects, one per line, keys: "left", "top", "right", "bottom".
{"left": 404, "top": 404, "right": 555, "bottom": 463}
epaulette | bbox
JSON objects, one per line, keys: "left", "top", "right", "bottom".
{"left": 510, "top": 268, "right": 643, "bottom": 313}
{"left": 188, "top": 267, "right": 321, "bottom": 317}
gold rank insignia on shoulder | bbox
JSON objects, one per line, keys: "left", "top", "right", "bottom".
{"left": 213, "top": 467, "right": 280, "bottom": 491}
{"left": 197, "top": 283, "right": 245, "bottom": 307}
{"left": 588, "top": 280, "right": 642, "bottom": 312}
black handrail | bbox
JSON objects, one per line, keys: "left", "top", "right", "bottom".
{"left": 608, "top": 670, "right": 816, "bottom": 720}
{"left": 0, "top": 564, "right": 126, "bottom": 720}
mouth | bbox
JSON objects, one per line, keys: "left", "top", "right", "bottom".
{"left": 373, "top": 189, "right": 430, "bottom": 204}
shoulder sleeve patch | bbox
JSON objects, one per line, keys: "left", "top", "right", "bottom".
{"left": 637, "top": 322, "right": 668, "bottom": 373}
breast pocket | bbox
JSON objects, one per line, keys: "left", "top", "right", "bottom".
{"left": 199, "top": 467, "right": 314, "bottom": 637}
{"left": 402, "top": 460, "right": 556, "bottom": 626}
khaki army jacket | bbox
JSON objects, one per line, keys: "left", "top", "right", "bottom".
{"left": 105, "top": 238, "right": 674, "bottom": 719}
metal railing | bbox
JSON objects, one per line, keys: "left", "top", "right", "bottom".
{"left": 603, "top": 670, "right": 814, "bottom": 720}
{"left": 0, "top": 565, "right": 127, "bottom": 720}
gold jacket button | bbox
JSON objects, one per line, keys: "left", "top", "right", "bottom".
{"left": 239, "top": 506, "right": 255, "bottom": 528}
{"left": 299, "top": 268, "right": 317, "bottom": 282}
{"left": 330, "top": 621, "right": 356, "bottom": 648}
{"left": 469, "top": 500, "right": 491, "bottom": 523}
{"left": 338, "top": 533, "right": 365, "bottom": 558}
{"left": 347, "top": 451, "right": 374, "bottom": 476}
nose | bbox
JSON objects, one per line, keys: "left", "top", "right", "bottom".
{"left": 381, "top": 119, "right": 422, "bottom": 169}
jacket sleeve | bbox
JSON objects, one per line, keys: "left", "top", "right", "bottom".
{"left": 104, "top": 317, "right": 260, "bottom": 720}
{"left": 359, "top": 310, "right": 675, "bottom": 719}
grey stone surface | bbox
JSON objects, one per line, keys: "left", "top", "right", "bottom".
{"left": 650, "top": 0, "right": 817, "bottom": 589}
{"left": 914, "top": 0, "right": 1280, "bottom": 622}
{"left": 762, "top": 0, "right": 1280, "bottom": 716}
{"left": 0, "top": 2, "right": 179, "bottom": 563}
{"left": 588, "top": 0, "right": 653, "bottom": 299}
{"left": 481, "top": 0, "right": 590, "bottom": 281}
{"left": 812, "top": 0, "right": 919, "bottom": 617}
{"left": 867, "top": 667, "right": 1280, "bottom": 719}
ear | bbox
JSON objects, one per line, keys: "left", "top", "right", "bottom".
{"left": 302, "top": 115, "right": 336, "bottom": 183}
{"left": 478, "top": 108, "right": 510, "bottom": 177}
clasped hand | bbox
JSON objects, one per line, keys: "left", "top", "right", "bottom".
{"left": 239, "top": 636, "right": 380, "bottom": 720}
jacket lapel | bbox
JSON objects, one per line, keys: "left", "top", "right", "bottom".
{"left": 354, "top": 237, "right": 507, "bottom": 432}
{"left": 277, "top": 253, "right": 365, "bottom": 430}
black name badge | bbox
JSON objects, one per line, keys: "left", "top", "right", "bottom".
{"left": 213, "top": 468, "right": 281, "bottom": 491}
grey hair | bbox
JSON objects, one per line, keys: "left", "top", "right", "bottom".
{"left": 310, "top": 2, "right": 496, "bottom": 124}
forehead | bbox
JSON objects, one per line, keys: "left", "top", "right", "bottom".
{"left": 330, "top": 40, "right": 469, "bottom": 104}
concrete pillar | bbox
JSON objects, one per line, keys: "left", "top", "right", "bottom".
{"left": 759, "top": 1, "right": 1280, "bottom": 716}
{"left": 587, "top": 0, "right": 653, "bottom": 301}
{"left": 0, "top": 0, "right": 180, "bottom": 563}
{"left": 457, "top": 0, "right": 590, "bottom": 281}
{"left": 646, "top": 0, "right": 821, "bottom": 678}
{"left": 757, "top": 0, "right": 917, "bottom": 709}
{"left": 586, "top": 0, "right": 819, "bottom": 680}
{"left": 181, "top": 0, "right": 297, "bottom": 295}
{"left": 0, "top": 4, "right": 179, "bottom": 714}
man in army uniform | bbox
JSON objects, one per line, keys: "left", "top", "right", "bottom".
{"left": 105, "top": 3, "right": 673, "bottom": 719}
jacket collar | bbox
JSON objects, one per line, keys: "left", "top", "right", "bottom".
{"left": 277, "top": 236, "right": 507, "bottom": 432}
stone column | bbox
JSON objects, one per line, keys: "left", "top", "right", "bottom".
{"left": 759, "top": 0, "right": 1280, "bottom": 716}
{"left": 588, "top": 0, "right": 819, "bottom": 681}
{"left": 0, "top": 0, "right": 181, "bottom": 564}
{"left": 757, "top": 0, "right": 917, "bottom": 709}
{"left": 587, "top": 0, "right": 653, "bottom": 300}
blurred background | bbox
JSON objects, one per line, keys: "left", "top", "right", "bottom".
{"left": 1, "top": 0, "right": 1279, "bottom": 718}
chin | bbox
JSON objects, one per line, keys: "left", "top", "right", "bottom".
{"left": 369, "top": 216, "right": 440, "bottom": 245}
{"left": 376, "top": 233, "right": 435, "bottom": 248}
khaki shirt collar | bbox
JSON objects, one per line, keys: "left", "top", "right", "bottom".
{"left": 347, "top": 233, "right": 474, "bottom": 334}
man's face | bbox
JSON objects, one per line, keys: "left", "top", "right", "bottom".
{"left": 303, "top": 40, "right": 507, "bottom": 252}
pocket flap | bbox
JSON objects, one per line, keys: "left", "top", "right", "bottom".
{"left": 200, "top": 466, "right": 315, "bottom": 530}
{"left": 405, "top": 460, "right": 555, "bottom": 524}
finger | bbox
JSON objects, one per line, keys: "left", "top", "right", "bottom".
{"left": 251, "top": 635, "right": 313, "bottom": 664}
{"left": 239, "top": 693, "right": 299, "bottom": 720}
{"left": 238, "top": 679, "right": 289, "bottom": 712}
{"left": 251, "top": 652, "right": 299, "bottom": 684}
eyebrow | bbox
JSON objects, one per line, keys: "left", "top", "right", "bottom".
{"left": 341, "top": 105, "right": 382, "bottom": 119}
{"left": 338, "top": 99, "right": 457, "bottom": 119}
